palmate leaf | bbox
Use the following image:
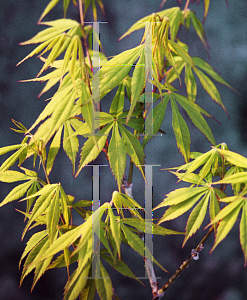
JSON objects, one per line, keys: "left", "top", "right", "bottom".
{"left": 172, "top": 92, "right": 216, "bottom": 145}
{"left": 166, "top": 57, "right": 186, "bottom": 84}
{"left": 127, "top": 47, "right": 145, "bottom": 123}
{"left": 193, "top": 67, "right": 228, "bottom": 115}
{"left": 63, "top": 120, "right": 79, "bottom": 175}
{"left": 213, "top": 172, "right": 247, "bottom": 185}
{"left": 169, "top": 40, "right": 194, "bottom": 67}
{"left": 240, "top": 200, "right": 247, "bottom": 266}
{"left": 107, "top": 208, "right": 121, "bottom": 258}
{"left": 27, "top": 81, "right": 75, "bottom": 133}
{"left": 143, "top": 93, "right": 169, "bottom": 148}
{"left": 192, "top": 57, "right": 234, "bottom": 91}
{"left": 185, "top": 64, "right": 197, "bottom": 102}
{"left": 0, "top": 170, "right": 33, "bottom": 183}
{"left": 79, "top": 271, "right": 96, "bottom": 300}
{"left": 118, "top": 123, "right": 145, "bottom": 179}
{"left": 109, "top": 83, "right": 125, "bottom": 118}
{"left": 171, "top": 96, "right": 190, "bottom": 163}
{"left": 0, "top": 180, "right": 35, "bottom": 208}
{"left": 108, "top": 122, "right": 126, "bottom": 191}
{"left": 169, "top": 170, "right": 202, "bottom": 185}
{"left": 155, "top": 186, "right": 209, "bottom": 208}
{"left": 120, "top": 223, "right": 167, "bottom": 272}
{"left": 216, "top": 149, "right": 247, "bottom": 169}
{"left": 99, "top": 45, "right": 144, "bottom": 98}
{"left": 183, "top": 191, "right": 210, "bottom": 246}
{"left": 76, "top": 124, "right": 113, "bottom": 177}
{"left": 47, "top": 189, "right": 60, "bottom": 243}
{"left": 64, "top": 240, "right": 92, "bottom": 300}
{"left": 31, "top": 203, "right": 108, "bottom": 266}
{"left": 119, "top": 7, "right": 181, "bottom": 41}
{"left": 20, "top": 236, "right": 49, "bottom": 285}
{"left": 101, "top": 252, "right": 143, "bottom": 285}
{"left": 64, "top": 262, "right": 91, "bottom": 300}
{"left": 17, "top": 19, "right": 81, "bottom": 67}
{"left": 0, "top": 143, "right": 28, "bottom": 173}
{"left": 210, "top": 199, "right": 243, "bottom": 253}
{"left": 154, "top": 186, "right": 209, "bottom": 225}
{"left": 189, "top": 11, "right": 207, "bottom": 48}
{"left": 121, "top": 218, "right": 183, "bottom": 235}
{"left": 47, "top": 125, "right": 63, "bottom": 176}
{"left": 22, "top": 185, "right": 59, "bottom": 239}
{"left": 20, "top": 230, "right": 48, "bottom": 268}
{"left": 32, "top": 246, "right": 54, "bottom": 291}
{"left": 29, "top": 88, "right": 78, "bottom": 148}
{"left": 95, "top": 261, "right": 113, "bottom": 300}
{"left": 178, "top": 149, "right": 214, "bottom": 175}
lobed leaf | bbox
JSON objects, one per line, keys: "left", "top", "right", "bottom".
{"left": 173, "top": 93, "right": 216, "bottom": 145}
{"left": 211, "top": 201, "right": 243, "bottom": 252}
{"left": 95, "top": 261, "right": 113, "bottom": 300}
{"left": 63, "top": 120, "right": 79, "bottom": 175}
{"left": 108, "top": 123, "right": 126, "bottom": 191}
{"left": 193, "top": 68, "right": 227, "bottom": 115}
{"left": 171, "top": 97, "right": 191, "bottom": 163}
{"left": 118, "top": 124, "right": 145, "bottom": 179}
{"left": 216, "top": 149, "right": 247, "bottom": 169}
{"left": 128, "top": 47, "right": 145, "bottom": 123}
{"left": 99, "top": 45, "right": 144, "bottom": 98}
{"left": 155, "top": 186, "right": 208, "bottom": 209}
{"left": 76, "top": 124, "right": 113, "bottom": 177}
{"left": 240, "top": 200, "right": 247, "bottom": 266}
{"left": 143, "top": 93, "right": 169, "bottom": 147}
{"left": 185, "top": 64, "right": 197, "bottom": 102}
{"left": 47, "top": 125, "right": 63, "bottom": 176}
{"left": 183, "top": 192, "right": 210, "bottom": 246}
{"left": 0, "top": 180, "right": 34, "bottom": 207}
{"left": 107, "top": 207, "right": 121, "bottom": 258}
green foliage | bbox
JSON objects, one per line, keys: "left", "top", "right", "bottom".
{"left": 0, "top": 0, "right": 245, "bottom": 299}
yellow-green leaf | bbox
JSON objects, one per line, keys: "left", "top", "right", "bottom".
{"left": 183, "top": 192, "right": 210, "bottom": 246}
{"left": 47, "top": 125, "right": 63, "bottom": 176}
{"left": 216, "top": 149, "right": 247, "bottom": 169}
{"left": 118, "top": 123, "right": 145, "bottom": 179}
{"left": 171, "top": 97, "right": 190, "bottom": 163}
{"left": 76, "top": 124, "right": 113, "bottom": 177}
{"left": 185, "top": 64, "right": 197, "bottom": 102}
{"left": 63, "top": 120, "right": 79, "bottom": 175}
{"left": 108, "top": 123, "right": 126, "bottom": 191}
{"left": 47, "top": 190, "right": 60, "bottom": 243}
{"left": 95, "top": 261, "right": 113, "bottom": 300}
{"left": 193, "top": 68, "right": 227, "bottom": 115}
{"left": 240, "top": 200, "right": 247, "bottom": 266}
{"left": 0, "top": 180, "right": 34, "bottom": 207}
{"left": 99, "top": 45, "right": 143, "bottom": 97}
{"left": 107, "top": 207, "right": 121, "bottom": 258}
{"left": 211, "top": 201, "right": 243, "bottom": 252}
{"left": 127, "top": 47, "right": 145, "bottom": 123}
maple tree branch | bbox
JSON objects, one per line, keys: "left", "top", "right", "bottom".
{"left": 154, "top": 226, "right": 214, "bottom": 299}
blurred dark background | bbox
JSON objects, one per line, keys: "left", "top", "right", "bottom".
{"left": 0, "top": 0, "right": 247, "bottom": 299}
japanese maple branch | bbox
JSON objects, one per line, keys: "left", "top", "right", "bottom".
{"left": 183, "top": 0, "right": 190, "bottom": 12}
{"left": 153, "top": 225, "right": 214, "bottom": 299}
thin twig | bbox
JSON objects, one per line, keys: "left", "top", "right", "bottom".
{"left": 154, "top": 226, "right": 214, "bottom": 299}
{"left": 79, "top": 0, "right": 84, "bottom": 27}
{"left": 183, "top": 0, "right": 190, "bottom": 12}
